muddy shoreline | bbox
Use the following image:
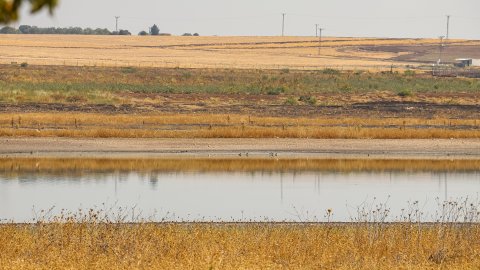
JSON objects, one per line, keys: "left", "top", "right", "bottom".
{"left": 1, "top": 138, "right": 479, "bottom": 159}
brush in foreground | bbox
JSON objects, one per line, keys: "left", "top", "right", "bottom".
{"left": 1, "top": 203, "right": 480, "bottom": 270}
{"left": 1, "top": 222, "right": 479, "bottom": 269}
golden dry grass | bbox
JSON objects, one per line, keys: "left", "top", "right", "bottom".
{"left": 1, "top": 113, "right": 479, "bottom": 139}
{"left": 1, "top": 221, "right": 479, "bottom": 269}
{"left": 2, "top": 35, "right": 478, "bottom": 70}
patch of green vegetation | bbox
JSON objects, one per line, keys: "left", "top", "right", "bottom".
{"left": 266, "top": 86, "right": 287, "bottom": 95}
{"left": 404, "top": 70, "right": 416, "bottom": 76}
{"left": 322, "top": 68, "right": 341, "bottom": 75}
{"left": 298, "top": 95, "right": 317, "bottom": 105}
{"left": 0, "top": 65, "right": 479, "bottom": 105}
{"left": 181, "top": 71, "right": 192, "bottom": 80}
{"left": 397, "top": 89, "right": 413, "bottom": 97}
{"left": 284, "top": 97, "right": 298, "bottom": 105}
{"left": 121, "top": 67, "right": 137, "bottom": 74}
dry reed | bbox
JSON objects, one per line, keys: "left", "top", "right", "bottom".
{"left": 0, "top": 211, "right": 479, "bottom": 269}
{"left": 2, "top": 158, "right": 480, "bottom": 174}
{"left": 1, "top": 113, "right": 479, "bottom": 139}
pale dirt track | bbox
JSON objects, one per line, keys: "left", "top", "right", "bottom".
{"left": 0, "top": 138, "right": 479, "bottom": 159}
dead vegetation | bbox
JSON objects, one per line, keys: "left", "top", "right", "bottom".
{"left": 1, "top": 207, "right": 479, "bottom": 270}
{"left": 0, "top": 113, "right": 479, "bottom": 139}
{"left": 2, "top": 158, "right": 480, "bottom": 175}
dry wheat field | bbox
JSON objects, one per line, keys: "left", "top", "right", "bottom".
{"left": 1, "top": 35, "right": 480, "bottom": 70}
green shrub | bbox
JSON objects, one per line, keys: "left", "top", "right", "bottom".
{"left": 298, "top": 95, "right": 317, "bottom": 105}
{"left": 322, "top": 68, "right": 340, "bottom": 75}
{"left": 121, "top": 67, "right": 137, "bottom": 74}
{"left": 404, "top": 70, "right": 416, "bottom": 76}
{"left": 284, "top": 97, "right": 298, "bottom": 105}
{"left": 267, "top": 87, "right": 286, "bottom": 95}
{"left": 20, "top": 62, "right": 28, "bottom": 68}
{"left": 397, "top": 89, "right": 413, "bottom": 97}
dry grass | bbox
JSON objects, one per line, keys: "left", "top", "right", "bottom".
{"left": 2, "top": 113, "right": 479, "bottom": 126}
{"left": 2, "top": 158, "right": 480, "bottom": 174}
{"left": 2, "top": 126, "right": 480, "bottom": 139}
{"left": 2, "top": 35, "right": 478, "bottom": 70}
{"left": 0, "top": 113, "right": 479, "bottom": 139}
{"left": 1, "top": 220, "right": 479, "bottom": 269}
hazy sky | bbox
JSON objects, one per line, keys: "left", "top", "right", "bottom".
{"left": 13, "top": 0, "right": 480, "bottom": 39}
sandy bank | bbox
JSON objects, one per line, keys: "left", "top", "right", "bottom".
{"left": 1, "top": 138, "right": 479, "bottom": 159}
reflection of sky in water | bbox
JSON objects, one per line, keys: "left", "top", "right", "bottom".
{"left": 0, "top": 171, "right": 479, "bottom": 222}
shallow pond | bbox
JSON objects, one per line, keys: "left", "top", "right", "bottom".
{"left": 1, "top": 158, "right": 479, "bottom": 222}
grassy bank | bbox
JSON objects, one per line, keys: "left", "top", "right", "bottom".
{"left": 1, "top": 221, "right": 479, "bottom": 269}
{"left": 0, "top": 65, "right": 479, "bottom": 105}
{"left": 1, "top": 65, "right": 478, "bottom": 138}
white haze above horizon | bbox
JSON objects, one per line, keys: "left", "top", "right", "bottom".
{"left": 9, "top": 0, "right": 480, "bottom": 39}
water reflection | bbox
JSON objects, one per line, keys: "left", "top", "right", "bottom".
{"left": 1, "top": 162, "right": 479, "bottom": 222}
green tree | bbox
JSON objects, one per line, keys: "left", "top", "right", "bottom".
{"left": 138, "top": 30, "right": 148, "bottom": 36}
{"left": 0, "top": 26, "right": 19, "bottom": 33}
{"left": 0, "top": 0, "right": 58, "bottom": 23}
{"left": 118, "top": 29, "right": 131, "bottom": 35}
{"left": 149, "top": 24, "right": 159, "bottom": 35}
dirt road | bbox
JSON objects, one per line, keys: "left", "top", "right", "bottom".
{"left": 1, "top": 138, "right": 479, "bottom": 159}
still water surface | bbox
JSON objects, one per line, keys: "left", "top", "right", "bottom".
{"left": 1, "top": 165, "right": 480, "bottom": 222}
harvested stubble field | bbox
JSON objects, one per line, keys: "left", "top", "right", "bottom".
{"left": 1, "top": 35, "right": 480, "bottom": 70}
{"left": 0, "top": 64, "right": 478, "bottom": 139}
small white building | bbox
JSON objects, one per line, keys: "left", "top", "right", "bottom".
{"left": 455, "top": 58, "right": 480, "bottom": 67}
{"left": 455, "top": 58, "right": 473, "bottom": 67}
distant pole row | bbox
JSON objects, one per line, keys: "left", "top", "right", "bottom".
{"left": 281, "top": 14, "right": 451, "bottom": 42}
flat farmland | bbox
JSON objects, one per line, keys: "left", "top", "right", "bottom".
{"left": 1, "top": 35, "right": 480, "bottom": 70}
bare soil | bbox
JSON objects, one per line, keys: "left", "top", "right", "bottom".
{"left": 1, "top": 100, "right": 479, "bottom": 119}
{"left": 359, "top": 43, "right": 480, "bottom": 64}
{"left": 1, "top": 138, "right": 479, "bottom": 159}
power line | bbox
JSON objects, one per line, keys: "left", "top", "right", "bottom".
{"left": 438, "top": 35, "right": 445, "bottom": 65}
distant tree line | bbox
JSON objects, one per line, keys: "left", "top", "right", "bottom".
{"left": 138, "top": 24, "right": 198, "bottom": 36}
{"left": 0, "top": 25, "right": 131, "bottom": 35}
{"left": 1, "top": 24, "right": 197, "bottom": 36}
{"left": 138, "top": 24, "right": 170, "bottom": 36}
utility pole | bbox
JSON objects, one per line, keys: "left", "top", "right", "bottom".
{"left": 315, "top": 24, "right": 319, "bottom": 37}
{"left": 115, "top": 16, "right": 120, "bottom": 32}
{"left": 281, "top": 13, "right": 286, "bottom": 36}
{"left": 438, "top": 36, "right": 445, "bottom": 65}
{"left": 318, "top": 28, "right": 324, "bottom": 55}
{"left": 446, "top": 15, "right": 450, "bottom": 40}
